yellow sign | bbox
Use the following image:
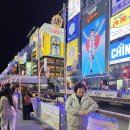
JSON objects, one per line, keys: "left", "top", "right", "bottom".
{"left": 67, "top": 39, "right": 78, "bottom": 67}
{"left": 41, "top": 23, "right": 64, "bottom": 57}
{"left": 110, "top": 7, "right": 130, "bottom": 41}
{"left": 111, "top": 7, "right": 130, "bottom": 28}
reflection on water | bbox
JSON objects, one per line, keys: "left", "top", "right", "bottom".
{"left": 99, "top": 103, "right": 130, "bottom": 115}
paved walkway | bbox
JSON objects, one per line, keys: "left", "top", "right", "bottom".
{"left": 16, "top": 111, "right": 53, "bottom": 130}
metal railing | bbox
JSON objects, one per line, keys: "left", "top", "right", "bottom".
{"left": 31, "top": 96, "right": 130, "bottom": 130}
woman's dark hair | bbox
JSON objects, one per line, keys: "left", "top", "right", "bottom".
{"left": 74, "top": 82, "right": 87, "bottom": 93}
{"left": 3, "top": 84, "right": 14, "bottom": 107}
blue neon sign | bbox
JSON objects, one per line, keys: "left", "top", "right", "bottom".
{"left": 110, "top": 37, "right": 130, "bottom": 64}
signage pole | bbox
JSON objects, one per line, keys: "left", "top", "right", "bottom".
{"left": 37, "top": 28, "right": 41, "bottom": 97}
{"left": 63, "top": 3, "right": 67, "bottom": 102}
{"left": 18, "top": 52, "right": 21, "bottom": 92}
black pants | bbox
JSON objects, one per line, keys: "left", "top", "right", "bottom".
{"left": 22, "top": 106, "right": 30, "bottom": 120}
{"left": 23, "top": 104, "right": 33, "bottom": 120}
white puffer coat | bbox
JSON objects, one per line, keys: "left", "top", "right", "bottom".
{"left": 65, "top": 93, "right": 98, "bottom": 130}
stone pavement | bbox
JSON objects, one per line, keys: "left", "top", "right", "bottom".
{"left": 16, "top": 110, "right": 54, "bottom": 130}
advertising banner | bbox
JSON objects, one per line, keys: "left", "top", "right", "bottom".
{"left": 87, "top": 90, "right": 118, "bottom": 98}
{"left": 67, "top": 14, "right": 80, "bottom": 43}
{"left": 82, "top": 0, "right": 107, "bottom": 76}
{"left": 68, "top": 0, "right": 80, "bottom": 21}
{"left": 110, "top": 37, "right": 130, "bottom": 64}
{"left": 117, "top": 79, "right": 123, "bottom": 90}
{"left": 67, "top": 38, "right": 78, "bottom": 71}
{"left": 112, "top": 0, "right": 130, "bottom": 16}
{"left": 26, "top": 62, "right": 32, "bottom": 76}
{"left": 41, "top": 23, "right": 64, "bottom": 58}
{"left": 110, "top": 7, "right": 130, "bottom": 41}
{"left": 29, "top": 29, "right": 38, "bottom": 53}
{"left": 19, "top": 53, "right": 26, "bottom": 65}
{"left": 36, "top": 28, "right": 43, "bottom": 59}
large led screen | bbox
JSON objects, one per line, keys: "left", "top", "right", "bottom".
{"left": 82, "top": 0, "right": 107, "bottom": 76}
{"left": 110, "top": 7, "right": 130, "bottom": 41}
{"left": 110, "top": 37, "right": 130, "bottom": 64}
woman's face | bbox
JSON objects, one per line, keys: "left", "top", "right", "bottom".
{"left": 76, "top": 87, "right": 86, "bottom": 97}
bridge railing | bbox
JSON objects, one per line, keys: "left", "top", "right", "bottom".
{"left": 31, "top": 97, "right": 130, "bottom": 130}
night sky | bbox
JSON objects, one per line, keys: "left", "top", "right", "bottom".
{"left": 0, "top": 0, "right": 67, "bottom": 73}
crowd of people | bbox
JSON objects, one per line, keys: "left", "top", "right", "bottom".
{"left": 0, "top": 81, "right": 99, "bottom": 130}
{"left": 0, "top": 83, "right": 33, "bottom": 130}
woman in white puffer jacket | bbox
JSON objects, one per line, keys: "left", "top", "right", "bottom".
{"left": 65, "top": 82, "right": 98, "bottom": 130}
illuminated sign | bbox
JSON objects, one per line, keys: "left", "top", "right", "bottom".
{"left": 117, "top": 79, "right": 123, "bottom": 90}
{"left": 41, "top": 23, "right": 64, "bottom": 57}
{"left": 110, "top": 7, "right": 130, "bottom": 41}
{"left": 110, "top": 37, "right": 130, "bottom": 64}
{"left": 82, "top": 0, "right": 107, "bottom": 76}
{"left": 26, "top": 62, "right": 32, "bottom": 76}
{"left": 36, "top": 28, "right": 43, "bottom": 59}
{"left": 51, "top": 14, "right": 63, "bottom": 28}
{"left": 29, "top": 29, "right": 38, "bottom": 52}
{"left": 112, "top": 0, "right": 130, "bottom": 16}
{"left": 68, "top": 0, "right": 80, "bottom": 21}
{"left": 67, "top": 14, "right": 80, "bottom": 43}
{"left": 19, "top": 53, "right": 26, "bottom": 65}
{"left": 67, "top": 39, "right": 78, "bottom": 71}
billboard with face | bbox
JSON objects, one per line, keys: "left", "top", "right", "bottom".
{"left": 82, "top": 0, "right": 107, "bottom": 76}
{"left": 41, "top": 23, "right": 64, "bottom": 57}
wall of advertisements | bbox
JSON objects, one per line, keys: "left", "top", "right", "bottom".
{"left": 82, "top": 0, "right": 108, "bottom": 76}
{"left": 67, "top": 38, "right": 78, "bottom": 71}
{"left": 110, "top": 7, "right": 130, "bottom": 41}
{"left": 41, "top": 23, "right": 64, "bottom": 58}
{"left": 110, "top": 37, "right": 130, "bottom": 64}
{"left": 68, "top": 0, "right": 80, "bottom": 21}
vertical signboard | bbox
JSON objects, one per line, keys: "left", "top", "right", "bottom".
{"left": 68, "top": 0, "right": 80, "bottom": 21}
{"left": 29, "top": 29, "right": 38, "bottom": 52}
{"left": 110, "top": 7, "right": 130, "bottom": 41}
{"left": 82, "top": 0, "right": 108, "bottom": 76}
{"left": 67, "top": 14, "right": 80, "bottom": 43}
{"left": 26, "top": 62, "right": 32, "bottom": 76}
{"left": 67, "top": 39, "right": 78, "bottom": 71}
{"left": 19, "top": 53, "right": 27, "bottom": 65}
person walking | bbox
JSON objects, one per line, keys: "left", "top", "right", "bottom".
{"left": 65, "top": 82, "right": 98, "bottom": 130}
{"left": 22, "top": 88, "right": 33, "bottom": 120}
{"left": 0, "top": 85, "right": 18, "bottom": 130}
